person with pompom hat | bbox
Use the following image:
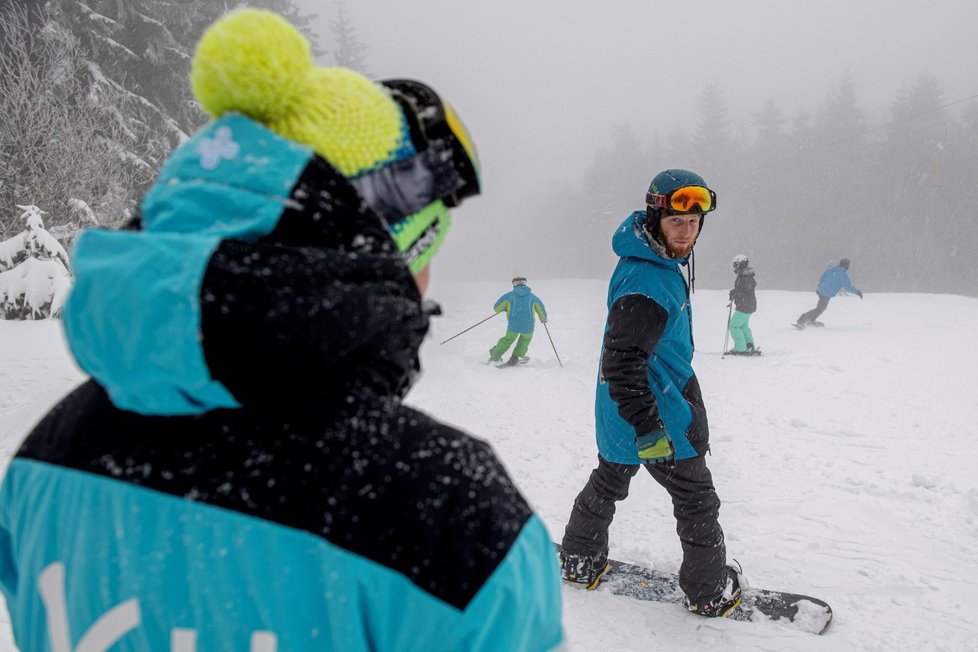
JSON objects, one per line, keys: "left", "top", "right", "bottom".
{"left": 0, "top": 8, "right": 562, "bottom": 652}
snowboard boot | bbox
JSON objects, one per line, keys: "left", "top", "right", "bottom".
{"left": 685, "top": 561, "right": 747, "bottom": 618}
{"left": 559, "top": 551, "right": 610, "bottom": 590}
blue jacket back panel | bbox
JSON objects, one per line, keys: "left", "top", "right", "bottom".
{"left": 494, "top": 286, "right": 547, "bottom": 334}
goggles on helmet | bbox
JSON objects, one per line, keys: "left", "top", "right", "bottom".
{"left": 350, "top": 79, "right": 481, "bottom": 223}
{"left": 646, "top": 185, "right": 716, "bottom": 215}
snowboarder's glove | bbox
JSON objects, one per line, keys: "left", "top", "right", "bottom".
{"left": 856, "top": 290, "right": 863, "bottom": 299}
{"left": 636, "top": 424, "right": 674, "bottom": 464}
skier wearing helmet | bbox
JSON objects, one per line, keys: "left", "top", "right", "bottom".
{"left": 727, "top": 254, "right": 760, "bottom": 356}
{"left": 488, "top": 276, "right": 548, "bottom": 366}
{"left": 559, "top": 169, "right": 745, "bottom": 618}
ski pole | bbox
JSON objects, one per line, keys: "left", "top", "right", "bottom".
{"left": 543, "top": 321, "right": 563, "bottom": 367}
{"left": 721, "top": 302, "right": 733, "bottom": 358}
{"left": 439, "top": 311, "right": 501, "bottom": 345}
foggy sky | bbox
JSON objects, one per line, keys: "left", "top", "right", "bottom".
{"left": 303, "top": 0, "right": 978, "bottom": 284}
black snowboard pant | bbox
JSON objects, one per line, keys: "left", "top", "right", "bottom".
{"left": 798, "top": 294, "right": 831, "bottom": 325}
{"left": 561, "top": 454, "right": 726, "bottom": 602}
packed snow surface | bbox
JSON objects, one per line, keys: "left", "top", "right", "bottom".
{"left": 1, "top": 280, "right": 976, "bottom": 651}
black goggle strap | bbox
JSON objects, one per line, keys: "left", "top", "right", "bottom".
{"left": 349, "top": 140, "right": 463, "bottom": 223}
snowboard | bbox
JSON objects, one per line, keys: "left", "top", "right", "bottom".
{"left": 792, "top": 321, "right": 824, "bottom": 330}
{"left": 556, "top": 545, "right": 832, "bottom": 635}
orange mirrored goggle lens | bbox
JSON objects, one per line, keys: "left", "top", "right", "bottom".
{"left": 646, "top": 185, "right": 716, "bottom": 214}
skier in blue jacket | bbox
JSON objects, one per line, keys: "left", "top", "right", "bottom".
{"left": 489, "top": 276, "right": 548, "bottom": 365}
{"left": 559, "top": 169, "right": 744, "bottom": 619}
{"left": 795, "top": 258, "right": 863, "bottom": 328}
{"left": 0, "top": 10, "right": 562, "bottom": 652}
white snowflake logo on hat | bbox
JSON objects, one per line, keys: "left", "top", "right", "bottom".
{"left": 196, "top": 126, "right": 240, "bottom": 170}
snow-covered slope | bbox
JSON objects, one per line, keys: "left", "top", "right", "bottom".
{"left": 1, "top": 281, "right": 976, "bottom": 651}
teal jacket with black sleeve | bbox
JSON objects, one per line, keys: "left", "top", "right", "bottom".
{"left": 0, "top": 115, "right": 563, "bottom": 652}
{"left": 594, "top": 211, "right": 710, "bottom": 464}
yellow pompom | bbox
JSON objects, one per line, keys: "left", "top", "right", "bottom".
{"left": 270, "top": 67, "right": 409, "bottom": 177}
{"left": 191, "top": 8, "right": 313, "bottom": 123}
{"left": 190, "top": 9, "right": 409, "bottom": 178}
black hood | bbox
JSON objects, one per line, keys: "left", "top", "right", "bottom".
{"left": 202, "top": 155, "right": 429, "bottom": 408}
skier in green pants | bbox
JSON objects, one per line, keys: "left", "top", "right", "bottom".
{"left": 489, "top": 277, "right": 548, "bottom": 365}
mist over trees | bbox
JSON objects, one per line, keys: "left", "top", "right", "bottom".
{"left": 531, "top": 73, "right": 978, "bottom": 297}
{"left": 2, "top": 1, "right": 975, "bottom": 297}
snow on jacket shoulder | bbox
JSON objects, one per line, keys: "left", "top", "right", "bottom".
{"left": 0, "top": 115, "right": 563, "bottom": 652}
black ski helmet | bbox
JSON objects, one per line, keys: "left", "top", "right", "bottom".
{"left": 839, "top": 258, "right": 851, "bottom": 270}
{"left": 512, "top": 276, "right": 527, "bottom": 287}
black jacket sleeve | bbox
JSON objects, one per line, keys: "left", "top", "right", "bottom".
{"left": 601, "top": 294, "right": 669, "bottom": 436}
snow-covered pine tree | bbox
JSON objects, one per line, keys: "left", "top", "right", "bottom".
{"left": 0, "top": 205, "right": 72, "bottom": 320}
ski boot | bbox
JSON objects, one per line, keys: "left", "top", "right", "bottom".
{"left": 685, "top": 561, "right": 747, "bottom": 618}
{"left": 487, "top": 354, "right": 503, "bottom": 365}
{"left": 745, "top": 343, "right": 762, "bottom": 356}
{"left": 559, "top": 551, "right": 610, "bottom": 590}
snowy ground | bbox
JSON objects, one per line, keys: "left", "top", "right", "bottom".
{"left": 1, "top": 280, "right": 977, "bottom": 651}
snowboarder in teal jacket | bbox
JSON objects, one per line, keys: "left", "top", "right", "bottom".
{"left": 489, "top": 277, "right": 548, "bottom": 364}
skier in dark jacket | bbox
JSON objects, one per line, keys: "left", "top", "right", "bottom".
{"left": 0, "top": 9, "right": 562, "bottom": 652}
{"left": 489, "top": 276, "right": 548, "bottom": 365}
{"left": 727, "top": 254, "right": 760, "bottom": 356}
{"left": 796, "top": 258, "right": 863, "bottom": 328}
{"left": 560, "top": 169, "right": 745, "bottom": 618}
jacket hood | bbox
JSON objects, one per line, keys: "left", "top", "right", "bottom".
{"left": 611, "top": 211, "right": 686, "bottom": 269}
{"left": 64, "top": 114, "right": 426, "bottom": 415}
{"left": 512, "top": 285, "right": 532, "bottom": 297}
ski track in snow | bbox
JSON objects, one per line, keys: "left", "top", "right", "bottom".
{"left": 1, "top": 283, "right": 977, "bottom": 651}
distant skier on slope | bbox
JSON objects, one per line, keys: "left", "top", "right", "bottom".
{"left": 727, "top": 254, "right": 760, "bottom": 356}
{"left": 489, "top": 276, "right": 548, "bottom": 366}
{"left": 0, "top": 9, "right": 562, "bottom": 652}
{"left": 795, "top": 258, "right": 863, "bottom": 328}
{"left": 559, "top": 168, "right": 746, "bottom": 618}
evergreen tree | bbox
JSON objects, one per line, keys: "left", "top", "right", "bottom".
{"left": 33, "top": 0, "right": 318, "bottom": 227}
{"left": 328, "top": 0, "right": 370, "bottom": 74}
{"left": 0, "top": 3, "right": 141, "bottom": 236}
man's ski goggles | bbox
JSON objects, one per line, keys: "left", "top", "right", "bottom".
{"left": 646, "top": 185, "right": 716, "bottom": 215}
{"left": 350, "top": 79, "right": 481, "bottom": 223}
